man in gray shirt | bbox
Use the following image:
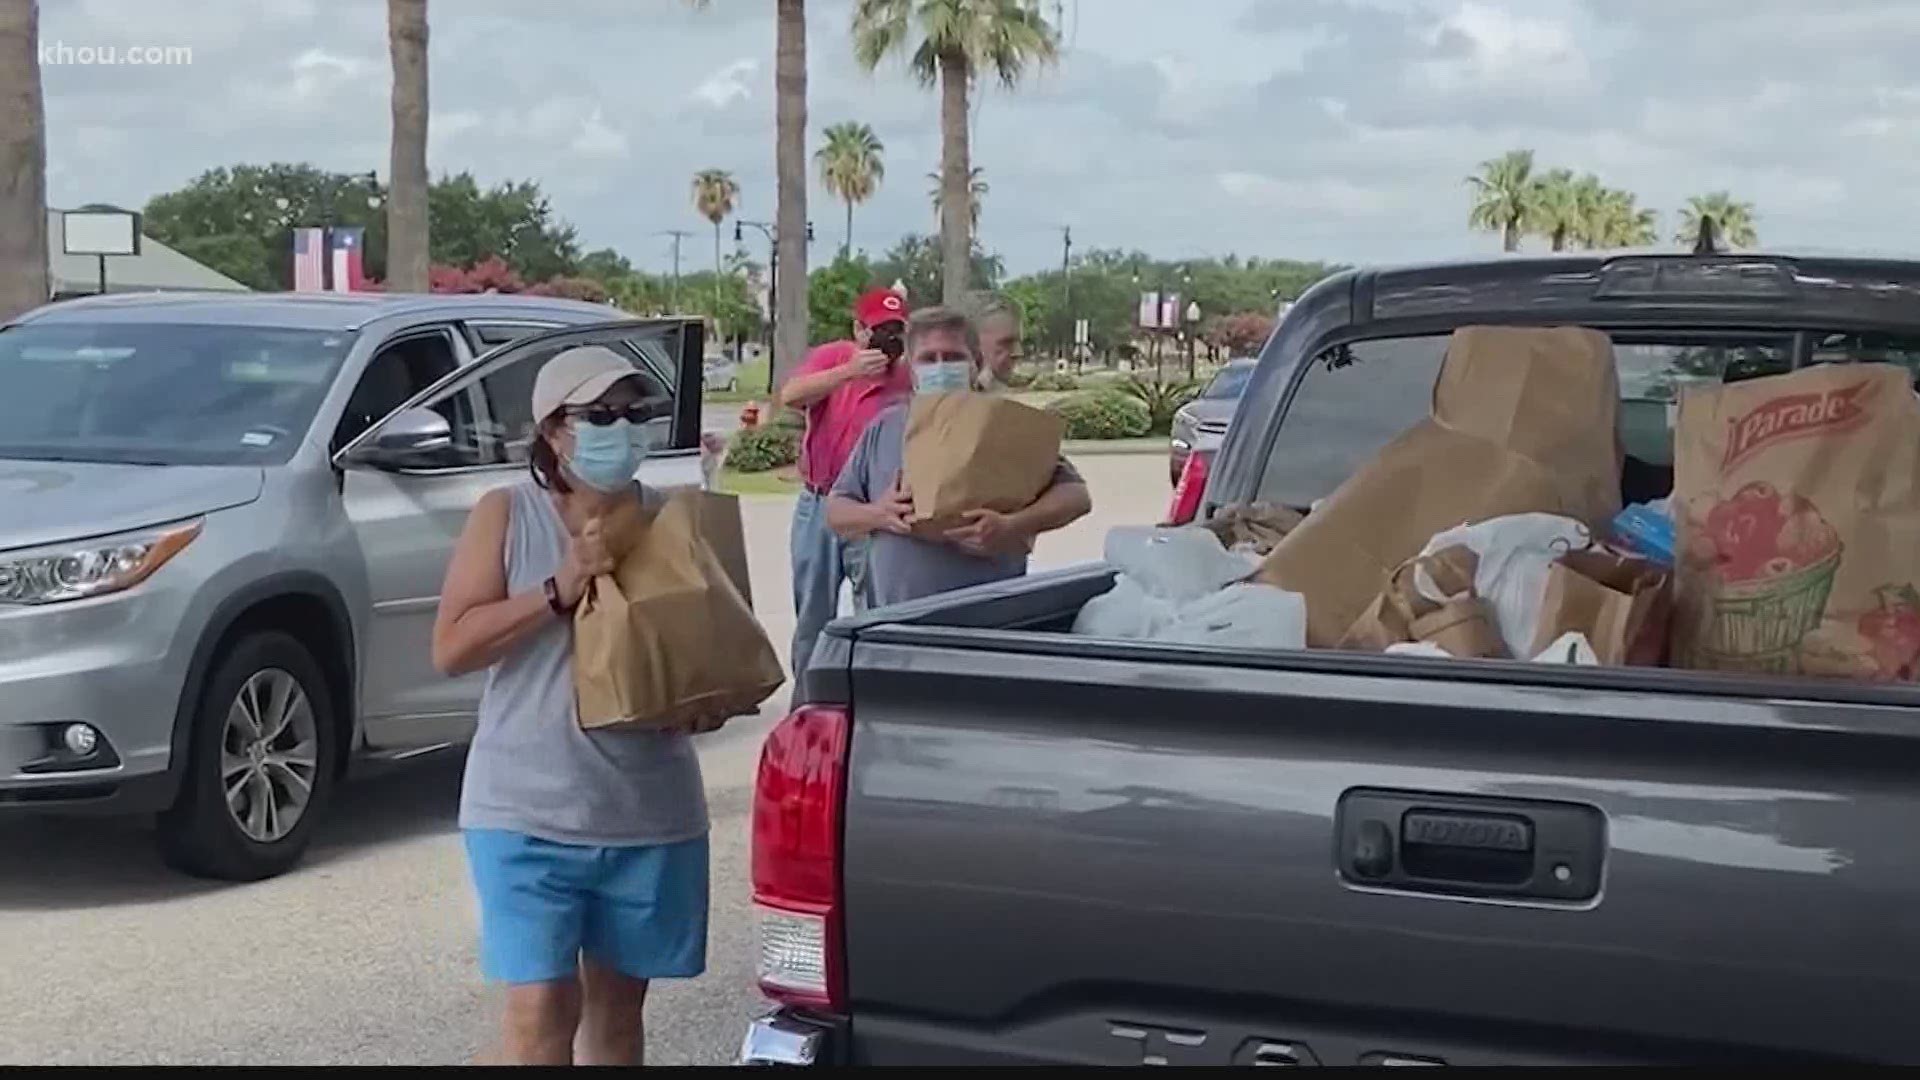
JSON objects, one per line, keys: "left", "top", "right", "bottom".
{"left": 826, "top": 306, "right": 1092, "bottom": 608}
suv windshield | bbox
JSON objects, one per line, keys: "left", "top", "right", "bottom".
{"left": 0, "top": 322, "right": 354, "bottom": 466}
{"left": 1201, "top": 363, "right": 1254, "bottom": 400}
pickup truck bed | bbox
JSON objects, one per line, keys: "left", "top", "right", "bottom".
{"left": 809, "top": 569, "right": 1918, "bottom": 1065}
{"left": 744, "top": 252, "right": 1920, "bottom": 1066}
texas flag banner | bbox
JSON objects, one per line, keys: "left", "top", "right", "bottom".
{"left": 290, "top": 227, "right": 326, "bottom": 292}
{"left": 326, "top": 226, "right": 366, "bottom": 292}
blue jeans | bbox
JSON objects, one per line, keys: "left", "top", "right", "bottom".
{"left": 790, "top": 489, "right": 865, "bottom": 680}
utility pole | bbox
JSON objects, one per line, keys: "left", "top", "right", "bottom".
{"left": 1059, "top": 225, "right": 1073, "bottom": 365}
{"left": 656, "top": 229, "right": 692, "bottom": 312}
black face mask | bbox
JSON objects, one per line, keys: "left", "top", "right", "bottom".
{"left": 870, "top": 322, "right": 906, "bottom": 361}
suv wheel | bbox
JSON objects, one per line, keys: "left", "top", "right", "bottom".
{"left": 159, "top": 631, "right": 337, "bottom": 881}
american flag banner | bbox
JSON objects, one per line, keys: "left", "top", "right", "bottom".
{"left": 327, "top": 227, "right": 366, "bottom": 292}
{"left": 290, "top": 227, "right": 326, "bottom": 292}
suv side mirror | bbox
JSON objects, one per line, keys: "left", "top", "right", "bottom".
{"left": 341, "top": 406, "right": 451, "bottom": 470}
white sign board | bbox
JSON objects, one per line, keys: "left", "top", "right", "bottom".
{"left": 1138, "top": 291, "right": 1160, "bottom": 329}
{"left": 62, "top": 210, "right": 141, "bottom": 256}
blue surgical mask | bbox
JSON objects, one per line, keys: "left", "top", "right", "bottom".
{"left": 566, "top": 417, "right": 643, "bottom": 493}
{"left": 912, "top": 360, "right": 974, "bottom": 395}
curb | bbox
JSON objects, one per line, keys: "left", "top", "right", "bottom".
{"left": 1063, "top": 439, "right": 1167, "bottom": 456}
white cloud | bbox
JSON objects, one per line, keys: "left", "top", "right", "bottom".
{"left": 1216, "top": 171, "right": 1401, "bottom": 217}
{"left": 689, "top": 58, "right": 757, "bottom": 109}
{"left": 1414, "top": 1, "right": 1592, "bottom": 95}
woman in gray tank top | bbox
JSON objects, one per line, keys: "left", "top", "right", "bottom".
{"left": 432, "top": 345, "right": 710, "bottom": 1066}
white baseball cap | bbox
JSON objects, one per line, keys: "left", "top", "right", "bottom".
{"left": 531, "top": 345, "right": 637, "bottom": 423}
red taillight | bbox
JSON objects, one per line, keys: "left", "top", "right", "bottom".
{"left": 1166, "top": 450, "right": 1210, "bottom": 525}
{"left": 751, "top": 704, "right": 850, "bottom": 1010}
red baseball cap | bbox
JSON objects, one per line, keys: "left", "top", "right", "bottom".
{"left": 854, "top": 287, "right": 908, "bottom": 328}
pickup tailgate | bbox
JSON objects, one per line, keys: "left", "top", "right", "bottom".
{"left": 839, "top": 615, "right": 1920, "bottom": 1065}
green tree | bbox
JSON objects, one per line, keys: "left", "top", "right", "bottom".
{"left": 871, "top": 232, "right": 1002, "bottom": 308}
{"left": 385, "top": 0, "right": 430, "bottom": 291}
{"left": 808, "top": 251, "right": 874, "bottom": 344}
{"left": 817, "top": 121, "right": 886, "bottom": 257}
{"left": 1466, "top": 148, "right": 1537, "bottom": 253}
{"left": 420, "top": 172, "right": 580, "bottom": 280}
{"left": 1676, "top": 191, "right": 1757, "bottom": 251}
{"left": 854, "top": 0, "right": 1061, "bottom": 304}
{"left": 576, "top": 247, "right": 636, "bottom": 285}
{"left": 926, "top": 165, "right": 987, "bottom": 231}
{"left": 1529, "top": 168, "right": 1579, "bottom": 252}
{"left": 1593, "top": 188, "right": 1658, "bottom": 248}
{"left": 0, "top": 0, "right": 47, "bottom": 317}
{"left": 691, "top": 168, "right": 740, "bottom": 311}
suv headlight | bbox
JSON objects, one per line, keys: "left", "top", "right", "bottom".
{"left": 0, "top": 520, "right": 203, "bottom": 606}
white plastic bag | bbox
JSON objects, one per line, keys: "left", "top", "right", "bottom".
{"left": 1420, "top": 513, "right": 1590, "bottom": 658}
{"left": 1532, "top": 631, "right": 1599, "bottom": 665}
{"left": 1151, "top": 583, "right": 1307, "bottom": 650}
{"left": 1073, "top": 575, "right": 1177, "bottom": 639}
{"left": 1103, "top": 526, "right": 1256, "bottom": 604}
{"left": 1385, "top": 641, "right": 1453, "bottom": 659}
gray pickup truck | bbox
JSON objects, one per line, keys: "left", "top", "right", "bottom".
{"left": 740, "top": 251, "right": 1920, "bottom": 1067}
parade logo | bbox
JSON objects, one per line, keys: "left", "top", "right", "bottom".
{"left": 1723, "top": 381, "right": 1873, "bottom": 470}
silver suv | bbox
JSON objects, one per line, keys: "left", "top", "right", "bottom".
{"left": 0, "top": 292, "right": 708, "bottom": 879}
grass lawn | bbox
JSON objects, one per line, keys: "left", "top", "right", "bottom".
{"left": 707, "top": 358, "right": 773, "bottom": 404}
{"left": 720, "top": 464, "right": 801, "bottom": 497}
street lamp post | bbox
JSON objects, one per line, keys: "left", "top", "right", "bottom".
{"left": 736, "top": 218, "right": 814, "bottom": 394}
{"left": 1185, "top": 300, "right": 1202, "bottom": 378}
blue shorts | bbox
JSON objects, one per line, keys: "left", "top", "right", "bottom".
{"left": 463, "top": 829, "right": 710, "bottom": 985}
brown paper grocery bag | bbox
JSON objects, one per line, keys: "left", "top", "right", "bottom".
{"left": 1338, "top": 546, "right": 1506, "bottom": 659}
{"left": 573, "top": 491, "right": 785, "bottom": 730}
{"left": 685, "top": 489, "right": 754, "bottom": 610}
{"left": 1260, "top": 326, "right": 1622, "bottom": 646}
{"left": 1204, "top": 502, "right": 1305, "bottom": 556}
{"left": 1674, "top": 363, "right": 1920, "bottom": 680}
{"left": 1530, "top": 549, "right": 1670, "bottom": 666}
{"left": 903, "top": 392, "right": 1065, "bottom": 533}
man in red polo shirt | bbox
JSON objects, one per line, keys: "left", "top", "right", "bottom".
{"left": 776, "top": 286, "right": 913, "bottom": 679}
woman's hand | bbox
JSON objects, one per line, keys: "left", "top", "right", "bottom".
{"left": 554, "top": 516, "right": 615, "bottom": 608}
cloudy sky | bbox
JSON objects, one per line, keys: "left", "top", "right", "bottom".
{"left": 39, "top": 0, "right": 1920, "bottom": 277}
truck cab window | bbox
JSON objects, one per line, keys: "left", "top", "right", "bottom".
{"left": 1254, "top": 333, "right": 1792, "bottom": 512}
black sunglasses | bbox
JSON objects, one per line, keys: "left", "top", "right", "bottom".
{"left": 563, "top": 400, "right": 661, "bottom": 426}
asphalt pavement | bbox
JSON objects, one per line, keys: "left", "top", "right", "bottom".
{"left": 0, "top": 452, "right": 1167, "bottom": 1066}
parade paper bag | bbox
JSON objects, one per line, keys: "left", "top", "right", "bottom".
{"left": 1530, "top": 549, "right": 1670, "bottom": 666}
{"left": 574, "top": 491, "right": 785, "bottom": 730}
{"left": 1259, "top": 326, "right": 1622, "bottom": 646}
{"left": 903, "top": 392, "right": 1065, "bottom": 533}
{"left": 1674, "top": 363, "right": 1920, "bottom": 680}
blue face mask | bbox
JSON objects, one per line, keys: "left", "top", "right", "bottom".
{"left": 566, "top": 417, "right": 642, "bottom": 493}
{"left": 912, "top": 360, "right": 974, "bottom": 395}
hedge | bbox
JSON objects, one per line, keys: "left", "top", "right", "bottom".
{"left": 1046, "top": 388, "right": 1152, "bottom": 440}
{"left": 727, "top": 423, "right": 800, "bottom": 473}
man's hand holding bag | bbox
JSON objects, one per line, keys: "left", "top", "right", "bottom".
{"left": 572, "top": 491, "right": 785, "bottom": 732}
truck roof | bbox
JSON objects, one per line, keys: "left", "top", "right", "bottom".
{"left": 1328, "top": 249, "right": 1920, "bottom": 332}
{"left": 8, "top": 290, "right": 629, "bottom": 332}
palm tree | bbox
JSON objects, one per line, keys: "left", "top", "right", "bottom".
{"left": 927, "top": 166, "right": 987, "bottom": 231}
{"left": 1567, "top": 173, "right": 1607, "bottom": 249}
{"left": 1529, "top": 169, "right": 1579, "bottom": 252}
{"left": 689, "top": 0, "right": 807, "bottom": 389}
{"left": 818, "top": 122, "right": 886, "bottom": 258}
{"left": 0, "top": 0, "right": 48, "bottom": 319}
{"left": 1676, "top": 192, "right": 1758, "bottom": 251}
{"left": 1466, "top": 148, "right": 1537, "bottom": 253}
{"left": 1593, "top": 188, "right": 1658, "bottom": 248}
{"left": 854, "top": 0, "right": 1061, "bottom": 304}
{"left": 386, "top": 0, "right": 430, "bottom": 292}
{"left": 691, "top": 169, "right": 740, "bottom": 309}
